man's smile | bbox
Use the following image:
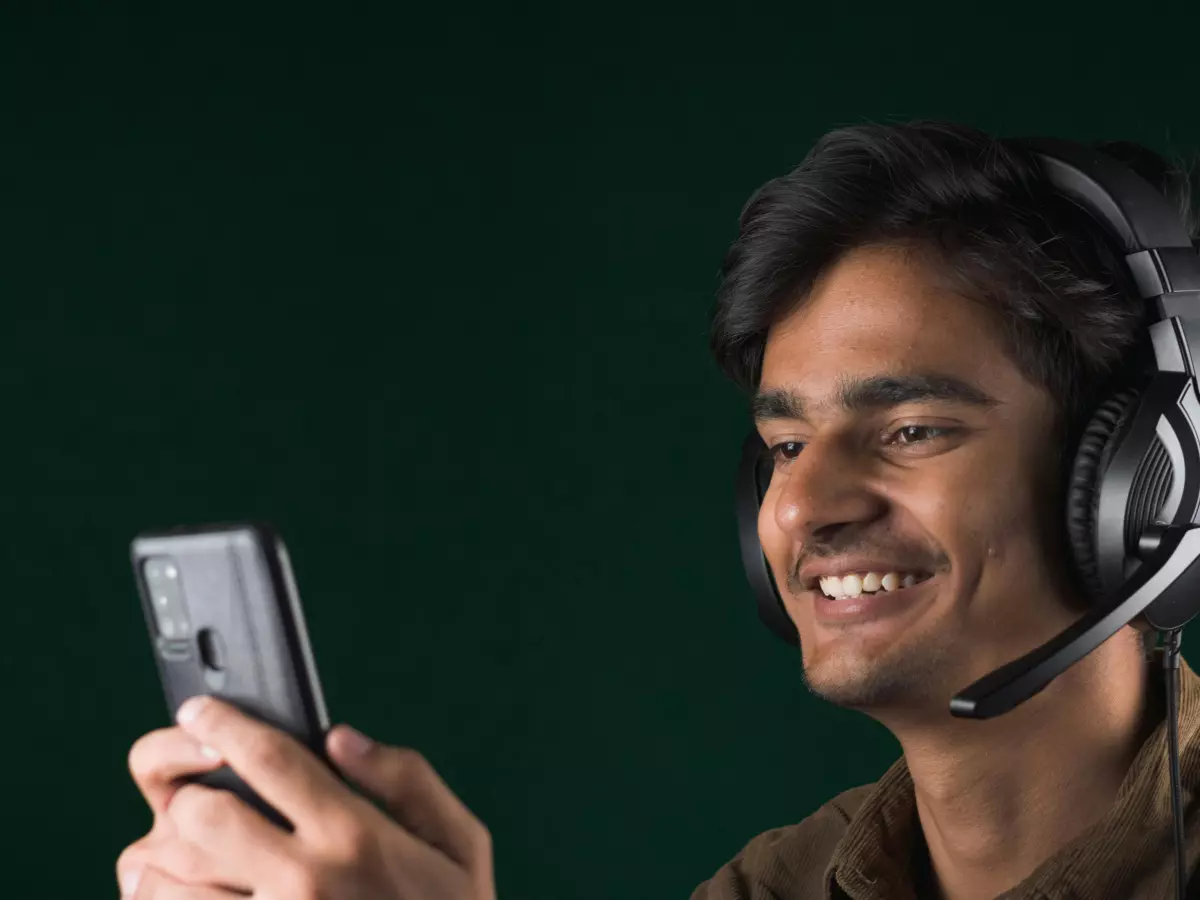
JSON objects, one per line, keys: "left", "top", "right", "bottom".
{"left": 806, "top": 572, "right": 942, "bottom": 626}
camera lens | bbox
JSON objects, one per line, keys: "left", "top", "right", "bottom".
{"left": 143, "top": 556, "right": 192, "bottom": 641}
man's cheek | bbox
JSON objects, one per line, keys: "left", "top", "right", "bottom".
{"left": 758, "top": 501, "right": 793, "bottom": 590}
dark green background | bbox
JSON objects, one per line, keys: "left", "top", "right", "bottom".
{"left": 4, "top": 4, "right": 1200, "bottom": 898}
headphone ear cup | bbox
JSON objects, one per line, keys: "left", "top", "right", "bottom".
{"left": 1064, "top": 389, "right": 1141, "bottom": 603}
{"left": 736, "top": 432, "right": 799, "bottom": 646}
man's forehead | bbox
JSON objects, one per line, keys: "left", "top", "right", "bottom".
{"left": 763, "top": 246, "right": 1003, "bottom": 365}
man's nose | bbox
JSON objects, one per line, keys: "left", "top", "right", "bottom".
{"left": 768, "top": 434, "right": 885, "bottom": 542}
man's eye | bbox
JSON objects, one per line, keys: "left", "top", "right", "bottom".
{"left": 767, "top": 440, "right": 806, "bottom": 466}
{"left": 889, "top": 425, "right": 948, "bottom": 445}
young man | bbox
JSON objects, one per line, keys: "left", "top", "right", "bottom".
{"left": 693, "top": 121, "right": 1200, "bottom": 899}
{"left": 114, "top": 121, "right": 1198, "bottom": 900}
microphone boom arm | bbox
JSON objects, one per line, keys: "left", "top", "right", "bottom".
{"left": 950, "top": 525, "right": 1200, "bottom": 718}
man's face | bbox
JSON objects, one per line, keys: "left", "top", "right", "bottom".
{"left": 756, "top": 243, "right": 1085, "bottom": 714}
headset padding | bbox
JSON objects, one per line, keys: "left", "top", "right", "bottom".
{"left": 1065, "top": 389, "right": 1140, "bottom": 602}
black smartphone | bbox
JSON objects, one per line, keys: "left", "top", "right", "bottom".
{"left": 130, "top": 521, "right": 330, "bottom": 831}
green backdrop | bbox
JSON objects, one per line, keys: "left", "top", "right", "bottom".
{"left": 4, "top": 4, "right": 1200, "bottom": 898}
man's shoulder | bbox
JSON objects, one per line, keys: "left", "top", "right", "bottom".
{"left": 689, "top": 783, "right": 876, "bottom": 900}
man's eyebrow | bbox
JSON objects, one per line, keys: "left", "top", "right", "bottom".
{"left": 751, "top": 373, "right": 1000, "bottom": 424}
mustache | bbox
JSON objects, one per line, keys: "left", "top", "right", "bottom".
{"left": 785, "top": 541, "right": 949, "bottom": 593}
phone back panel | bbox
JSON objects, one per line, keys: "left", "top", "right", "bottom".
{"left": 130, "top": 522, "right": 330, "bottom": 828}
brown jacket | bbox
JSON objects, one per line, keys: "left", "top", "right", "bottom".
{"left": 692, "top": 654, "right": 1200, "bottom": 899}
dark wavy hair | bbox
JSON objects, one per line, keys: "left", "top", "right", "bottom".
{"left": 709, "top": 120, "right": 1198, "bottom": 459}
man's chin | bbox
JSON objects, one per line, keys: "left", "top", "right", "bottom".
{"left": 800, "top": 640, "right": 958, "bottom": 711}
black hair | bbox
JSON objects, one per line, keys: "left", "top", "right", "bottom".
{"left": 709, "top": 120, "right": 1198, "bottom": 455}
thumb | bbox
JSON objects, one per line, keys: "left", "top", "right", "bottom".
{"left": 325, "top": 725, "right": 394, "bottom": 806}
{"left": 325, "top": 725, "right": 488, "bottom": 870}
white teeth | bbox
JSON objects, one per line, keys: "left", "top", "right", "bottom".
{"left": 818, "top": 570, "right": 928, "bottom": 599}
{"left": 818, "top": 577, "right": 839, "bottom": 598}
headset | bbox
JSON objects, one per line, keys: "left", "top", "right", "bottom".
{"left": 733, "top": 138, "right": 1200, "bottom": 899}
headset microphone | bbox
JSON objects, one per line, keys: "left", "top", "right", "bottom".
{"left": 734, "top": 138, "right": 1200, "bottom": 899}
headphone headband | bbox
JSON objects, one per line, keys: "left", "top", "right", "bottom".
{"left": 1018, "top": 138, "right": 1200, "bottom": 306}
{"left": 1016, "top": 138, "right": 1193, "bottom": 250}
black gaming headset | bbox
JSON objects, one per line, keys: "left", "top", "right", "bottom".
{"left": 733, "top": 137, "right": 1200, "bottom": 897}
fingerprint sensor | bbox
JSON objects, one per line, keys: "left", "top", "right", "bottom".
{"left": 197, "top": 628, "right": 227, "bottom": 672}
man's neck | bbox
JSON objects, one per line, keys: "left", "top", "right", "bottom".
{"left": 886, "top": 635, "right": 1158, "bottom": 900}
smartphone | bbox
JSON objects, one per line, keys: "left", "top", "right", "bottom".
{"left": 130, "top": 521, "right": 330, "bottom": 831}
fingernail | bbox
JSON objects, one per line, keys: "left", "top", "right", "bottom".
{"left": 340, "top": 725, "right": 374, "bottom": 756}
{"left": 176, "top": 695, "right": 210, "bottom": 726}
{"left": 120, "top": 868, "right": 142, "bottom": 897}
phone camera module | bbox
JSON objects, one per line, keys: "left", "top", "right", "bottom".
{"left": 143, "top": 556, "right": 192, "bottom": 641}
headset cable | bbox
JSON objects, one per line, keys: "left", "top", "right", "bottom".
{"left": 1163, "top": 628, "right": 1187, "bottom": 900}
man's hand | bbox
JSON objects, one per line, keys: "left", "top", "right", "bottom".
{"left": 116, "top": 696, "right": 496, "bottom": 899}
